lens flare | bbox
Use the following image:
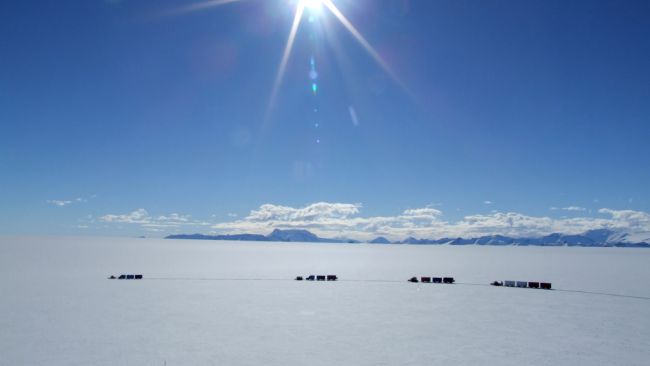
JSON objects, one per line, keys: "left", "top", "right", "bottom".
{"left": 321, "top": 0, "right": 405, "bottom": 89}
{"left": 160, "top": 0, "right": 240, "bottom": 17}
{"left": 267, "top": 2, "right": 305, "bottom": 111}
{"left": 162, "top": 0, "right": 409, "bottom": 121}
{"left": 301, "top": 0, "right": 323, "bottom": 11}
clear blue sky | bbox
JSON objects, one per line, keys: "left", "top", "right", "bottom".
{"left": 1, "top": 0, "right": 649, "bottom": 238}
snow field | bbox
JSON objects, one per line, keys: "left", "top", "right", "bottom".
{"left": 1, "top": 236, "right": 649, "bottom": 365}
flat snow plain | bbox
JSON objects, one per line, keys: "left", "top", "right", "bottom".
{"left": 1, "top": 236, "right": 649, "bottom": 366}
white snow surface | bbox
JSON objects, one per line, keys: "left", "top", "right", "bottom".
{"left": 1, "top": 236, "right": 649, "bottom": 366}
{"left": 609, "top": 230, "right": 650, "bottom": 245}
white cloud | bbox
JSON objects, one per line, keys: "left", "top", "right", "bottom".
{"left": 101, "top": 208, "right": 150, "bottom": 224}
{"left": 562, "top": 206, "right": 586, "bottom": 211}
{"left": 47, "top": 196, "right": 92, "bottom": 207}
{"left": 212, "top": 202, "right": 472, "bottom": 239}
{"left": 212, "top": 202, "right": 431, "bottom": 239}
{"left": 100, "top": 209, "right": 208, "bottom": 229}
{"left": 47, "top": 200, "right": 73, "bottom": 207}
{"left": 402, "top": 208, "right": 442, "bottom": 217}
{"left": 551, "top": 206, "right": 586, "bottom": 212}
{"left": 247, "top": 202, "right": 361, "bottom": 222}
{"left": 598, "top": 208, "right": 650, "bottom": 231}
{"left": 156, "top": 213, "right": 190, "bottom": 223}
{"left": 209, "top": 202, "right": 650, "bottom": 241}
{"left": 483, "top": 200, "right": 494, "bottom": 205}
{"left": 99, "top": 203, "right": 650, "bottom": 241}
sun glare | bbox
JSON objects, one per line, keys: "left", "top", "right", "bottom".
{"left": 301, "top": 0, "right": 323, "bottom": 11}
{"left": 163, "top": 0, "right": 404, "bottom": 117}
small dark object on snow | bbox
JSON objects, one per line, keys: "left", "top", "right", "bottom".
{"left": 432, "top": 277, "right": 442, "bottom": 283}
{"left": 295, "top": 276, "right": 303, "bottom": 281}
{"left": 540, "top": 282, "right": 552, "bottom": 290}
{"left": 421, "top": 276, "right": 431, "bottom": 283}
{"left": 528, "top": 281, "right": 540, "bottom": 289}
{"left": 306, "top": 275, "right": 315, "bottom": 281}
{"left": 408, "top": 276, "right": 419, "bottom": 283}
{"left": 491, "top": 281, "right": 503, "bottom": 286}
{"left": 118, "top": 274, "right": 126, "bottom": 280}
{"left": 109, "top": 275, "right": 116, "bottom": 279}
{"left": 316, "top": 275, "right": 326, "bottom": 281}
{"left": 443, "top": 277, "right": 455, "bottom": 284}
{"left": 327, "top": 275, "right": 338, "bottom": 281}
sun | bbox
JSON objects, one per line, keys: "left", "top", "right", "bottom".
{"left": 301, "top": 0, "right": 323, "bottom": 12}
{"left": 163, "top": 0, "right": 404, "bottom": 113}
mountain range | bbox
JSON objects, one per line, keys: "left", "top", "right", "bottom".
{"left": 166, "top": 229, "right": 360, "bottom": 243}
{"left": 395, "top": 229, "right": 650, "bottom": 247}
{"left": 165, "top": 228, "right": 650, "bottom": 247}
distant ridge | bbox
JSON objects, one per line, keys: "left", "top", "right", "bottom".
{"left": 369, "top": 236, "right": 391, "bottom": 244}
{"left": 166, "top": 233, "right": 269, "bottom": 241}
{"left": 394, "top": 229, "right": 650, "bottom": 247}
{"left": 166, "top": 229, "right": 360, "bottom": 244}
{"left": 166, "top": 229, "right": 650, "bottom": 247}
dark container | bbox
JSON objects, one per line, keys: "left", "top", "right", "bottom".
{"left": 135, "top": 274, "right": 143, "bottom": 280}
{"left": 432, "top": 277, "right": 442, "bottom": 283}
{"left": 295, "top": 276, "right": 303, "bottom": 281}
{"left": 540, "top": 282, "right": 552, "bottom": 290}
{"left": 421, "top": 276, "right": 431, "bottom": 283}
{"left": 528, "top": 282, "right": 540, "bottom": 289}
{"left": 316, "top": 275, "right": 326, "bottom": 281}
{"left": 443, "top": 277, "right": 455, "bottom": 284}
{"left": 326, "top": 275, "right": 338, "bottom": 281}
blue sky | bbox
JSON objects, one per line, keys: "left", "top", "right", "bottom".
{"left": 1, "top": 0, "right": 649, "bottom": 238}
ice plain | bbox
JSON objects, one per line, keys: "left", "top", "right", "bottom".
{"left": 1, "top": 236, "right": 649, "bottom": 366}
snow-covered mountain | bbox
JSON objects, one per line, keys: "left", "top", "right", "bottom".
{"left": 167, "top": 229, "right": 649, "bottom": 247}
{"left": 266, "top": 229, "right": 319, "bottom": 242}
{"left": 166, "top": 229, "right": 358, "bottom": 243}
{"left": 369, "top": 236, "right": 391, "bottom": 244}
{"left": 605, "top": 231, "right": 650, "bottom": 245}
{"left": 397, "top": 229, "right": 650, "bottom": 247}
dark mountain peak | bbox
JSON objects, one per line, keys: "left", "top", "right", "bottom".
{"left": 369, "top": 236, "right": 391, "bottom": 244}
{"left": 267, "top": 229, "right": 319, "bottom": 242}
